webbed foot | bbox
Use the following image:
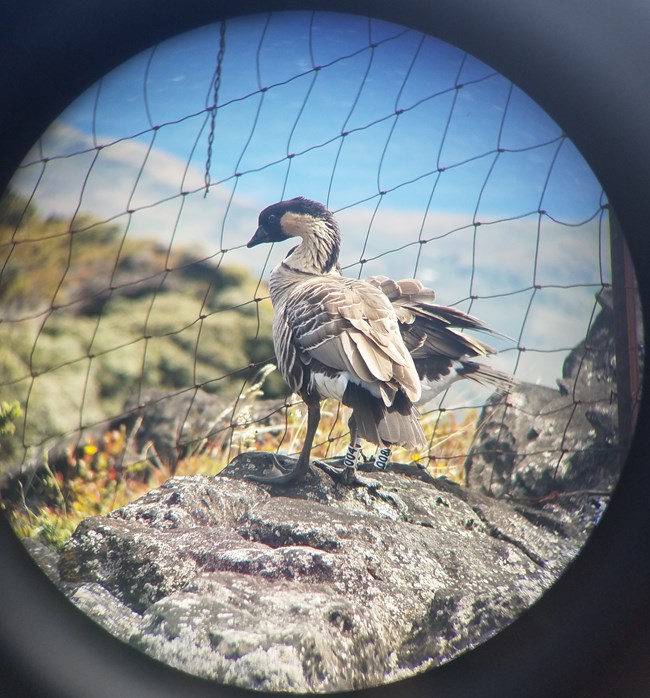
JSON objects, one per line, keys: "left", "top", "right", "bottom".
{"left": 313, "top": 458, "right": 366, "bottom": 485}
{"left": 311, "top": 440, "right": 367, "bottom": 486}
{"left": 245, "top": 453, "right": 310, "bottom": 485}
{"left": 313, "top": 455, "right": 382, "bottom": 489}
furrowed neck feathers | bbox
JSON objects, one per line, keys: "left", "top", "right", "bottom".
{"left": 282, "top": 216, "right": 341, "bottom": 275}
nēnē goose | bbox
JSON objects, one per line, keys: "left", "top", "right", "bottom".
{"left": 247, "top": 196, "right": 513, "bottom": 485}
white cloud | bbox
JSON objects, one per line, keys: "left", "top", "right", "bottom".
{"left": 11, "top": 121, "right": 266, "bottom": 253}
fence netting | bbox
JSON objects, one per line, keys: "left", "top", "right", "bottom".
{"left": 0, "top": 11, "right": 642, "bottom": 537}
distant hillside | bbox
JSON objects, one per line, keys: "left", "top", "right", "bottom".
{"left": 0, "top": 190, "right": 284, "bottom": 471}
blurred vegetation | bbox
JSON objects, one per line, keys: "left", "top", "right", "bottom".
{"left": 0, "top": 400, "right": 22, "bottom": 463}
{"left": 0, "top": 190, "right": 284, "bottom": 472}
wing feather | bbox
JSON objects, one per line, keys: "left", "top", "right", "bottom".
{"left": 282, "top": 275, "right": 420, "bottom": 403}
{"left": 368, "top": 275, "right": 499, "bottom": 360}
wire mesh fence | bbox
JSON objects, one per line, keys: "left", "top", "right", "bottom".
{"left": 0, "top": 11, "right": 642, "bottom": 535}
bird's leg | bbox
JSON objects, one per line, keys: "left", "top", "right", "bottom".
{"left": 339, "top": 416, "right": 362, "bottom": 483}
{"left": 314, "top": 416, "right": 372, "bottom": 486}
{"left": 372, "top": 446, "right": 392, "bottom": 471}
{"left": 246, "top": 399, "right": 320, "bottom": 485}
{"left": 318, "top": 431, "right": 367, "bottom": 468}
{"left": 343, "top": 436, "right": 363, "bottom": 470}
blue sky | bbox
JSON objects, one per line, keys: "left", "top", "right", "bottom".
{"left": 10, "top": 10, "right": 612, "bottom": 393}
{"left": 21, "top": 11, "right": 600, "bottom": 217}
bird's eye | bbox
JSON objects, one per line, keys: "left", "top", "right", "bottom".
{"left": 267, "top": 214, "right": 278, "bottom": 225}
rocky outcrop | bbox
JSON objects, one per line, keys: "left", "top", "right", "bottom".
{"left": 37, "top": 453, "right": 606, "bottom": 693}
{"left": 466, "top": 289, "right": 628, "bottom": 499}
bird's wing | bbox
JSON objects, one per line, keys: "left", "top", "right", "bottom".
{"left": 366, "top": 275, "right": 498, "bottom": 360}
{"left": 284, "top": 276, "right": 421, "bottom": 404}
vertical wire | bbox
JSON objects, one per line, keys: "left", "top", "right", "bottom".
{"left": 204, "top": 20, "right": 227, "bottom": 197}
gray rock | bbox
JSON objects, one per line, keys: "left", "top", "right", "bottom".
{"left": 115, "top": 388, "right": 290, "bottom": 470}
{"left": 466, "top": 290, "right": 627, "bottom": 500}
{"left": 116, "top": 388, "right": 230, "bottom": 469}
{"left": 57, "top": 452, "right": 598, "bottom": 692}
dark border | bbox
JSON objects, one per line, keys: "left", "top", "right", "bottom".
{"left": 1, "top": 2, "right": 650, "bottom": 697}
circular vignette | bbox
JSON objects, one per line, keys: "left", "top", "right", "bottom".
{"left": 1, "top": 1, "right": 649, "bottom": 698}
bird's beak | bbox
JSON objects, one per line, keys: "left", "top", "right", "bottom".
{"left": 247, "top": 225, "right": 269, "bottom": 248}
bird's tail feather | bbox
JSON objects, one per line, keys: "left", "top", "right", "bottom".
{"left": 343, "top": 383, "right": 425, "bottom": 450}
{"left": 457, "top": 361, "right": 516, "bottom": 393}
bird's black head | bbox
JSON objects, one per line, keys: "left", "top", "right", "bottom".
{"left": 246, "top": 197, "right": 335, "bottom": 248}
